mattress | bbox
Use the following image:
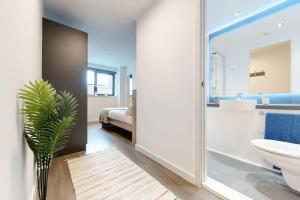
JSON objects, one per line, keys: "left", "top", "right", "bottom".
{"left": 108, "top": 109, "right": 132, "bottom": 124}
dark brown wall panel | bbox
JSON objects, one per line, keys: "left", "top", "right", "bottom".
{"left": 42, "top": 19, "right": 87, "bottom": 156}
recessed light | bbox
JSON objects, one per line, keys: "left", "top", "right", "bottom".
{"left": 277, "top": 22, "right": 284, "bottom": 28}
{"left": 234, "top": 11, "right": 240, "bottom": 16}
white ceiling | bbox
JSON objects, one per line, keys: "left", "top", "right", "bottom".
{"left": 211, "top": 3, "right": 300, "bottom": 53}
{"left": 43, "top": 0, "right": 156, "bottom": 69}
{"left": 206, "top": 0, "right": 286, "bottom": 33}
{"left": 43, "top": 0, "right": 288, "bottom": 68}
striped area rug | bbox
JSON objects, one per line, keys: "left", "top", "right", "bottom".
{"left": 67, "top": 148, "right": 179, "bottom": 200}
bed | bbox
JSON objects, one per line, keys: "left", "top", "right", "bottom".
{"left": 99, "top": 90, "right": 136, "bottom": 144}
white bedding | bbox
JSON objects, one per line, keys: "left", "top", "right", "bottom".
{"left": 108, "top": 109, "right": 132, "bottom": 124}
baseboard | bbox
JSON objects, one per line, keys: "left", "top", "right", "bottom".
{"left": 135, "top": 144, "right": 196, "bottom": 184}
{"left": 207, "top": 148, "right": 279, "bottom": 173}
{"left": 30, "top": 181, "right": 37, "bottom": 200}
{"left": 88, "top": 119, "right": 99, "bottom": 123}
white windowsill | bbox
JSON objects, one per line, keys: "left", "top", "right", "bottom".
{"left": 88, "top": 95, "right": 117, "bottom": 98}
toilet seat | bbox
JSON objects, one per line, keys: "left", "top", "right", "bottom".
{"left": 251, "top": 139, "right": 300, "bottom": 159}
{"left": 252, "top": 139, "right": 300, "bottom": 192}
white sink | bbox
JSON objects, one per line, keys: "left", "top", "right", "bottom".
{"left": 219, "top": 99, "right": 257, "bottom": 111}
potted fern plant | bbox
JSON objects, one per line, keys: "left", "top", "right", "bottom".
{"left": 18, "top": 80, "right": 78, "bottom": 200}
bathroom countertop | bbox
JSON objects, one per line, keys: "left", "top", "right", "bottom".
{"left": 207, "top": 103, "right": 300, "bottom": 110}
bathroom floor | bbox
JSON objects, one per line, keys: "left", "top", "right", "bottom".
{"left": 207, "top": 150, "right": 300, "bottom": 200}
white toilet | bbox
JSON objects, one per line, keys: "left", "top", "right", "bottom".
{"left": 251, "top": 139, "right": 300, "bottom": 192}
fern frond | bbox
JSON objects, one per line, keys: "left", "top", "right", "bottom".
{"left": 18, "top": 80, "right": 78, "bottom": 162}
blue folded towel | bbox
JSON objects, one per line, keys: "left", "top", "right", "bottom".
{"left": 265, "top": 113, "right": 300, "bottom": 144}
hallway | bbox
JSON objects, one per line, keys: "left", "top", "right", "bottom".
{"left": 47, "top": 123, "right": 220, "bottom": 200}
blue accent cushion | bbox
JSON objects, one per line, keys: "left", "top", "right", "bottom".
{"left": 265, "top": 113, "right": 300, "bottom": 144}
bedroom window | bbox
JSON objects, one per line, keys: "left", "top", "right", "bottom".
{"left": 87, "top": 70, "right": 95, "bottom": 95}
{"left": 87, "top": 68, "right": 116, "bottom": 96}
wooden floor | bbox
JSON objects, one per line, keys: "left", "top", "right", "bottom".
{"left": 47, "top": 123, "right": 220, "bottom": 200}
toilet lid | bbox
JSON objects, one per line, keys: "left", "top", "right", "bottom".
{"left": 252, "top": 139, "right": 300, "bottom": 159}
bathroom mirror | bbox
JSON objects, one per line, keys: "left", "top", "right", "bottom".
{"left": 209, "top": 2, "right": 300, "bottom": 102}
{"left": 249, "top": 41, "right": 291, "bottom": 94}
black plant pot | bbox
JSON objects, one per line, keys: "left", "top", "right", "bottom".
{"left": 36, "top": 161, "right": 51, "bottom": 200}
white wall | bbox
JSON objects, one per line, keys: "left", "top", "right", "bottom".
{"left": 119, "top": 66, "right": 128, "bottom": 106}
{"left": 88, "top": 96, "right": 119, "bottom": 122}
{"left": 127, "top": 65, "right": 137, "bottom": 90}
{"left": 291, "top": 34, "right": 300, "bottom": 92}
{"left": 223, "top": 47, "right": 250, "bottom": 95}
{"left": 0, "top": 0, "right": 42, "bottom": 199}
{"left": 207, "top": 107, "right": 300, "bottom": 170}
{"left": 136, "top": 0, "right": 201, "bottom": 183}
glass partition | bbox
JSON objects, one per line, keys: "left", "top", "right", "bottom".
{"left": 204, "top": 1, "right": 300, "bottom": 199}
{"left": 208, "top": 0, "right": 300, "bottom": 105}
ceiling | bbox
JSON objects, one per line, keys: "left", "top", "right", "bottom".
{"left": 211, "top": 3, "right": 300, "bottom": 53}
{"left": 206, "top": 0, "right": 286, "bottom": 33}
{"left": 43, "top": 0, "right": 156, "bottom": 69}
{"left": 43, "top": 0, "right": 288, "bottom": 68}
